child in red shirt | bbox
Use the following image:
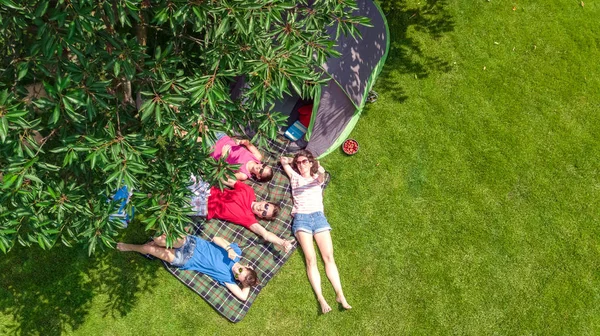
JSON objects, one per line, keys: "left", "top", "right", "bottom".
{"left": 189, "top": 176, "right": 294, "bottom": 253}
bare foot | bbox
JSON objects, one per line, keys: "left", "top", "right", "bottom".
{"left": 336, "top": 297, "right": 352, "bottom": 310}
{"left": 319, "top": 299, "right": 332, "bottom": 314}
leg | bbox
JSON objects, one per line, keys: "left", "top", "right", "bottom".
{"left": 314, "top": 230, "right": 351, "bottom": 310}
{"left": 249, "top": 224, "right": 295, "bottom": 253}
{"left": 296, "top": 231, "right": 331, "bottom": 314}
{"left": 116, "top": 242, "right": 176, "bottom": 263}
{"left": 152, "top": 234, "right": 187, "bottom": 249}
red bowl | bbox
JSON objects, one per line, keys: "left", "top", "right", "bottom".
{"left": 342, "top": 139, "right": 359, "bottom": 155}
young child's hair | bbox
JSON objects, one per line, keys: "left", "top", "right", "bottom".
{"left": 264, "top": 203, "right": 281, "bottom": 220}
{"left": 254, "top": 165, "right": 274, "bottom": 182}
{"left": 242, "top": 269, "right": 259, "bottom": 287}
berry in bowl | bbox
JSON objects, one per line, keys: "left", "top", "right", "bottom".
{"left": 342, "top": 139, "right": 359, "bottom": 155}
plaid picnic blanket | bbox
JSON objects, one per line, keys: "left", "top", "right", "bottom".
{"left": 163, "top": 136, "right": 297, "bottom": 323}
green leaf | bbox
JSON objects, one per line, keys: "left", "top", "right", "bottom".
{"left": 62, "top": 97, "right": 74, "bottom": 114}
{"left": 87, "top": 237, "right": 97, "bottom": 256}
{"left": 105, "top": 169, "right": 122, "bottom": 185}
{"left": 37, "top": 235, "right": 47, "bottom": 250}
{"left": 140, "top": 100, "right": 155, "bottom": 122}
{"left": 67, "top": 22, "right": 76, "bottom": 40}
{"left": 123, "top": 61, "right": 134, "bottom": 80}
{"left": 49, "top": 146, "right": 69, "bottom": 153}
{"left": 51, "top": 105, "right": 60, "bottom": 124}
{"left": 36, "top": 162, "right": 60, "bottom": 171}
{"left": 0, "top": 117, "right": 7, "bottom": 142}
{"left": 2, "top": 174, "right": 18, "bottom": 189}
{"left": 24, "top": 174, "right": 43, "bottom": 184}
{"left": 86, "top": 152, "right": 98, "bottom": 169}
{"left": 215, "top": 16, "right": 230, "bottom": 37}
{"left": 0, "top": 89, "right": 8, "bottom": 104}
{"left": 0, "top": 0, "right": 24, "bottom": 10}
{"left": 15, "top": 174, "right": 25, "bottom": 190}
{"left": 57, "top": 75, "right": 71, "bottom": 91}
{"left": 17, "top": 62, "right": 28, "bottom": 81}
{"left": 114, "top": 62, "right": 120, "bottom": 77}
{"left": 6, "top": 109, "right": 29, "bottom": 118}
{"left": 35, "top": 0, "right": 49, "bottom": 17}
{"left": 155, "top": 46, "right": 162, "bottom": 60}
{"left": 155, "top": 103, "right": 162, "bottom": 125}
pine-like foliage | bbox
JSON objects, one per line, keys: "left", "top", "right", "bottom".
{"left": 0, "top": 0, "right": 369, "bottom": 254}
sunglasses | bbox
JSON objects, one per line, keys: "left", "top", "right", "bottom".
{"left": 261, "top": 203, "right": 270, "bottom": 217}
{"left": 296, "top": 159, "right": 310, "bottom": 165}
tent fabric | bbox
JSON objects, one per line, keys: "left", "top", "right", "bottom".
{"left": 305, "top": 0, "right": 388, "bottom": 157}
{"left": 306, "top": 81, "right": 357, "bottom": 157}
{"left": 322, "top": 0, "right": 388, "bottom": 108}
{"left": 163, "top": 137, "right": 297, "bottom": 323}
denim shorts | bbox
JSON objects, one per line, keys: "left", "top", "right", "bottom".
{"left": 292, "top": 211, "right": 332, "bottom": 235}
{"left": 171, "top": 236, "right": 197, "bottom": 267}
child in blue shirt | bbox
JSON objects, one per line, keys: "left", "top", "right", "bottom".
{"left": 117, "top": 235, "right": 258, "bottom": 301}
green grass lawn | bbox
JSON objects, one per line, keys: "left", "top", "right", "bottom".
{"left": 2, "top": 0, "right": 600, "bottom": 334}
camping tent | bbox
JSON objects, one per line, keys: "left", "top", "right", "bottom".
{"left": 232, "top": 0, "right": 389, "bottom": 158}
{"left": 304, "top": 0, "right": 389, "bottom": 157}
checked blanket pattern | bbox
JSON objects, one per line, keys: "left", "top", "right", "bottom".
{"left": 163, "top": 137, "right": 297, "bottom": 323}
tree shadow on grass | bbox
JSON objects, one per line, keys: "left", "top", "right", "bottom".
{"left": 376, "top": 0, "right": 455, "bottom": 103}
{"left": 0, "top": 229, "right": 160, "bottom": 335}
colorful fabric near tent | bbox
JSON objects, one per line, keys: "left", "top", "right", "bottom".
{"left": 108, "top": 185, "right": 134, "bottom": 228}
{"left": 162, "top": 137, "right": 297, "bottom": 323}
{"left": 297, "top": 104, "right": 313, "bottom": 127}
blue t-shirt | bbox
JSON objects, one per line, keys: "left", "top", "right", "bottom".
{"left": 180, "top": 236, "right": 242, "bottom": 285}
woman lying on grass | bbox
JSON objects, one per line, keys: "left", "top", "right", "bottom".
{"left": 117, "top": 235, "right": 258, "bottom": 301}
{"left": 280, "top": 150, "right": 352, "bottom": 313}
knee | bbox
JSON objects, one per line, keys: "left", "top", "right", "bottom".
{"left": 322, "top": 253, "right": 335, "bottom": 265}
{"left": 305, "top": 255, "right": 318, "bottom": 268}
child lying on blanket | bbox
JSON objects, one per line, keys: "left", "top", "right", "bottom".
{"left": 210, "top": 132, "right": 274, "bottom": 183}
{"left": 117, "top": 235, "right": 258, "bottom": 301}
{"left": 180, "top": 128, "right": 274, "bottom": 183}
{"left": 188, "top": 175, "right": 295, "bottom": 253}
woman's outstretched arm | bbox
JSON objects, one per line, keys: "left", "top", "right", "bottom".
{"left": 280, "top": 156, "right": 295, "bottom": 177}
{"left": 316, "top": 161, "right": 326, "bottom": 184}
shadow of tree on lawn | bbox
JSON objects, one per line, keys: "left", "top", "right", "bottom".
{"left": 376, "top": 0, "right": 455, "bottom": 103}
{"left": 0, "top": 229, "right": 160, "bottom": 335}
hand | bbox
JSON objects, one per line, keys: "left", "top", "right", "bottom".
{"left": 222, "top": 144, "right": 232, "bottom": 156}
{"left": 227, "top": 248, "right": 239, "bottom": 260}
{"left": 316, "top": 161, "right": 325, "bottom": 173}
{"left": 280, "top": 156, "right": 293, "bottom": 165}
